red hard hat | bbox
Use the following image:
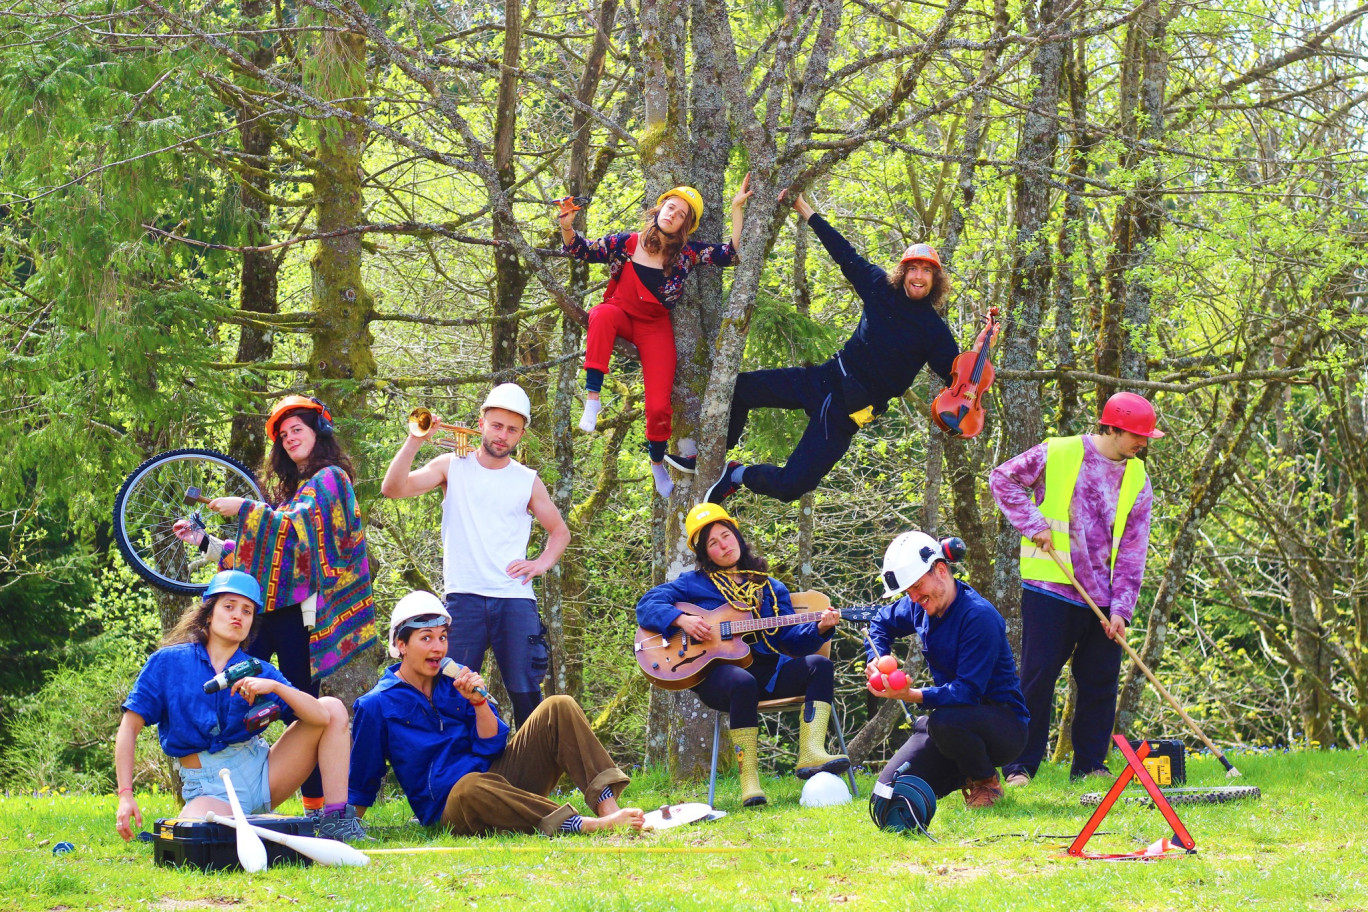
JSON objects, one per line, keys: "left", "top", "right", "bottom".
{"left": 899, "top": 243, "right": 942, "bottom": 271}
{"left": 1100, "top": 392, "right": 1164, "bottom": 438}
{"left": 266, "top": 395, "right": 332, "bottom": 442}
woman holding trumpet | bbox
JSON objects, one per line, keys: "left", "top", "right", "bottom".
{"left": 381, "top": 383, "right": 570, "bottom": 728}
{"left": 172, "top": 395, "right": 377, "bottom": 814}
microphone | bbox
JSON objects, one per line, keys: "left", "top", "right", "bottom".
{"left": 439, "top": 658, "right": 497, "bottom": 706}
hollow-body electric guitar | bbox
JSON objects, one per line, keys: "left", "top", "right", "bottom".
{"left": 634, "top": 591, "right": 880, "bottom": 690}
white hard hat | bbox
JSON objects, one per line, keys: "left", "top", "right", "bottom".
{"left": 881, "top": 531, "right": 947, "bottom": 598}
{"left": 388, "top": 591, "right": 451, "bottom": 658}
{"left": 481, "top": 383, "right": 532, "bottom": 428}
{"left": 800, "top": 772, "right": 851, "bottom": 808}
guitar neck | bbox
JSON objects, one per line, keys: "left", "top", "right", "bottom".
{"left": 726, "top": 609, "right": 833, "bottom": 634}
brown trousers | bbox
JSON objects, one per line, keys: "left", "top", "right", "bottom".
{"left": 440, "top": 695, "right": 630, "bottom": 836}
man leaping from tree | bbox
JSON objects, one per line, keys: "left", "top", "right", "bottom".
{"left": 665, "top": 192, "right": 960, "bottom": 503}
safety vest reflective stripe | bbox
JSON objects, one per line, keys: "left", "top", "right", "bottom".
{"left": 1018, "top": 436, "right": 1147, "bottom": 585}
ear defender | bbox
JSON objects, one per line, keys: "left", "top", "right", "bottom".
{"left": 941, "top": 537, "right": 967, "bottom": 563}
{"left": 308, "top": 397, "right": 336, "bottom": 437}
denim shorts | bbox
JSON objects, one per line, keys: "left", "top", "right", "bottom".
{"left": 176, "top": 736, "right": 273, "bottom": 814}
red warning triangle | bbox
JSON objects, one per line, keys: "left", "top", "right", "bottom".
{"left": 1068, "top": 735, "right": 1197, "bottom": 860}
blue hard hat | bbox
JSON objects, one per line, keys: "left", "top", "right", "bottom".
{"left": 204, "top": 570, "right": 263, "bottom": 611}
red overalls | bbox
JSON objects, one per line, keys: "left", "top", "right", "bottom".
{"left": 583, "top": 234, "right": 677, "bottom": 443}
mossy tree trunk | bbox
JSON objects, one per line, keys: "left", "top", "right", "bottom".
{"left": 226, "top": 0, "right": 280, "bottom": 471}
{"left": 305, "top": 24, "right": 379, "bottom": 702}
{"left": 543, "top": 0, "right": 623, "bottom": 702}
{"left": 990, "top": 0, "right": 1065, "bottom": 641}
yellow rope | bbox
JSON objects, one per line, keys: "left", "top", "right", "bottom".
{"left": 368, "top": 844, "right": 838, "bottom": 856}
{"left": 709, "top": 570, "right": 782, "bottom": 652}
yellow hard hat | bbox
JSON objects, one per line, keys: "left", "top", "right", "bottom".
{"left": 656, "top": 186, "right": 704, "bottom": 233}
{"left": 686, "top": 502, "right": 736, "bottom": 549}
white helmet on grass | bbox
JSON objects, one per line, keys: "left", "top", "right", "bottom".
{"left": 801, "top": 772, "right": 852, "bottom": 807}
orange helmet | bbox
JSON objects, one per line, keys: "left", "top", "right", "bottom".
{"left": 1099, "top": 392, "right": 1164, "bottom": 438}
{"left": 266, "top": 395, "right": 334, "bottom": 442}
{"left": 899, "top": 243, "right": 942, "bottom": 271}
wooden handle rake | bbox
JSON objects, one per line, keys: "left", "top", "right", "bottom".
{"left": 1046, "top": 548, "right": 1241, "bottom": 778}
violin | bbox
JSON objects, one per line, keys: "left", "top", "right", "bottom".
{"left": 931, "top": 307, "right": 1000, "bottom": 439}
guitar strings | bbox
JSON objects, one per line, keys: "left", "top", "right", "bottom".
{"left": 708, "top": 570, "right": 782, "bottom": 651}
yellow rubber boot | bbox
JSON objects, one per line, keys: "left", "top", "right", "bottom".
{"left": 731, "top": 727, "right": 767, "bottom": 807}
{"left": 796, "top": 701, "right": 850, "bottom": 779}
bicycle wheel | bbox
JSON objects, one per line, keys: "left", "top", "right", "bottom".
{"left": 1079, "top": 786, "right": 1261, "bottom": 807}
{"left": 113, "top": 448, "right": 263, "bottom": 595}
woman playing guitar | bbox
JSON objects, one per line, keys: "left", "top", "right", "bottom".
{"left": 635, "top": 504, "right": 848, "bottom": 807}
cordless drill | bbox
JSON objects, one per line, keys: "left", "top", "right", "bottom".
{"left": 244, "top": 701, "right": 282, "bottom": 733}
{"left": 204, "top": 658, "right": 263, "bottom": 694}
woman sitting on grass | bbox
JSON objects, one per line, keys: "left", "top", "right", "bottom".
{"left": 114, "top": 571, "right": 363, "bottom": 842}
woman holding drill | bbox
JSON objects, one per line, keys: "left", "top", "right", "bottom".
{"left": 114, "top": 571, "right": 364, "bottom": 842}
{"left": 559, "top": 179, "right": 752, "bottom": 498}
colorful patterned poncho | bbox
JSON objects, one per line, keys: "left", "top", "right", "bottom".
{"left": 221, "top": 465, "right": 377, "bottom": 681}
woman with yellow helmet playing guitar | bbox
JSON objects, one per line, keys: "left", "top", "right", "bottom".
{"left": 634, "top": 503, "right": 847, "bottom": 807}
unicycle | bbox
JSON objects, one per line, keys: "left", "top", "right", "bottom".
{"left": 112, "top": 448, "right": 263, "bottom": 595}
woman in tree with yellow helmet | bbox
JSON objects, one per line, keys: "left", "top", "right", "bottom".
{"left": 172, "top": 395, "right": 377, "bottom": 814}
{"left": 559, "top": 179, "right": 752, "bottom": 498}
{"left": 635, "top": 503, "right": 847, "bottom": 807}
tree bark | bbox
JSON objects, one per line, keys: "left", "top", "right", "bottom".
{"left": 991, "top": 0, "right": 1066, "bottom": 634}
{"left": 226, "top": 0, "right": 280, "bottom": 470}
{"left": 490, "top": 0, "right": 528, "bottom": 374}
{"left": 305, "top": 24, "right": 379, "bottom": 702}
{"left": 542, "top": 0, "right": 621, "bottom": 703}
{"left": 1095, "top": 2, "right": 1171, "bottom": 397}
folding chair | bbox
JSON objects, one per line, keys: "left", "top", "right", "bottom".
{"left": 706, "top": 591, "right": 859, "bottom": 807}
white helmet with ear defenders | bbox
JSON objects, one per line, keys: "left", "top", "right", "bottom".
{"left": 880, "top": 532, "right": 966, "bottom": 598}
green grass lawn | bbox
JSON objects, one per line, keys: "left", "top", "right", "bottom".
{"left": 1, "top": 749, "right": 1364, "bottom": 911}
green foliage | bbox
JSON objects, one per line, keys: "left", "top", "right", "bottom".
{"left": 0, "top": 640, "right": 147, "bottom": 791}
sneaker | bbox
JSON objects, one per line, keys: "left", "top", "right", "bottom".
{"left": 663, "top": 453, "right": 697, "bottom": 474}
{"left": 1004, "top": 771, "right": 1031, "bottom": 788}
{"left": 317, "top": 806, "right": 373, "bottom": 843}
{"left": 962, "top": 774, "right": 1005, "bottom": 809}
{"left": 705, "top": 461, "right": 745, "bottom": 504}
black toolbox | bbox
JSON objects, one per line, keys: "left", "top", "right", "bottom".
{"left": 1127, "top": 739, "right": 1187, "bottom": 785}
{"left": 153, "top": 815, "right": 316, "bottom": 871}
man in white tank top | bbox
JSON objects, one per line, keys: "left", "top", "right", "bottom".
{"left": 381, "top": 384, "right": 571, "bottom": 726}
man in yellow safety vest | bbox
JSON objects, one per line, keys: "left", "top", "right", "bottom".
{"left": 989, "top": 392, "right": 1163, "bottom": 785}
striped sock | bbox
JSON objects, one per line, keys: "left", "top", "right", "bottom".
{"left": 558, "top": 815, "right": 584, "bottom": 834}
{"left": 598, "top": 786, "right": 616, "bottom": 805}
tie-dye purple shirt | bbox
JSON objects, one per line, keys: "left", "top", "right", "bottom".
{"left": 989, "top": 435, "right": 1152, "bottom": 621}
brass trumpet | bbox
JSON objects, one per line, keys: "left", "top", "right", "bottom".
{"left": 407, "top": 407, "right": 476, "bottom": 456}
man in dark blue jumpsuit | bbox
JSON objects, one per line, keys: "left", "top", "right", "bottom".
{"left": 666, "top": 193, "right": 959, "bottom": 503}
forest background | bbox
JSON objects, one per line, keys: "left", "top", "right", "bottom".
{"left": 0, "top": 0, "right": 1364, "bottom": 793}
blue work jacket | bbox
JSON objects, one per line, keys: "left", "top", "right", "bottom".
{"left": 865, "top": 580, "right": 1029, "bottom": 726}
{"left": 636, "top": 570, "right": 831, "bottom": 689}
{"left": 122, "top": 642, "right": 294, "bottom": 758}
{"left": 348, "top": 664, "right": 510, "bottom": 826}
